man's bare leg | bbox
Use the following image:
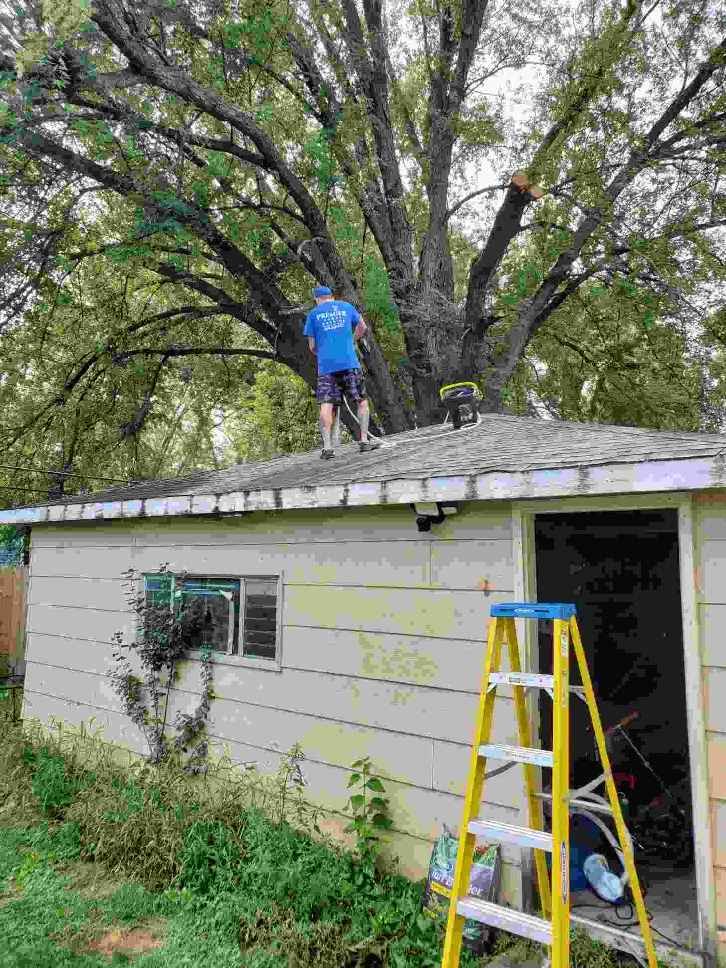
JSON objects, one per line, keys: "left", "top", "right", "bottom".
{"left": 357, "top": 398, "right": 370, "bottom": 443}
{"left": 332, "top": 405, "right": 341, "bottom": 448}
{"left": 319, "top": 403, "right": 334, "bottom": 452}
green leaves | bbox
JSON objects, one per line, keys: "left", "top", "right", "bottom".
{"left": 344, "top": 757, "right": 393, "bottom": 860}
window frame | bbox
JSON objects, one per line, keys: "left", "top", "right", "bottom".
{"left": 139, "top": 570, "right": 283, "bottom": 671}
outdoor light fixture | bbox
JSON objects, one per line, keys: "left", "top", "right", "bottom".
{"left": 411, "top": 502, "right": 459, "bottom": 532}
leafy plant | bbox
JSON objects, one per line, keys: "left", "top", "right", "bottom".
{"left": 109, "top": 565, "right": 215, "bottom": 771}
{"left": 344, "top": 757, "right": 393, "bottom": 863}
{"left": 273, "top": 744, "right": 321, "bottom": 834}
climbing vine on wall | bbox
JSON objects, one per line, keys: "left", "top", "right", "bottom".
{"left": 110, "top": 565, "right": 215, "bottom": 773}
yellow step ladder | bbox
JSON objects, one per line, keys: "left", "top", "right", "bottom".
{"left": 440, "top": 602, "right": 657, "bottom": 968}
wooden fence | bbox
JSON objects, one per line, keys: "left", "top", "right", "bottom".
{"left": 0, "top": 567, "right": 27, "bottom": 666}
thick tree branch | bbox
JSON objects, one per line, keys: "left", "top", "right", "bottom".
{"left": 337, "top": 0, "right": 414, "bottom": 289}
{"left": 114, "top": 346, "right": 276, "bottom": 361}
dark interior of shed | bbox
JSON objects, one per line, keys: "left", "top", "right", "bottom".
{"left": 533, "top": 509, "right": 699, "bottom": 950}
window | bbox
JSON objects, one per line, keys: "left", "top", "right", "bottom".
{"left": 143, "top": 573, "right": 280, "bottom": 661}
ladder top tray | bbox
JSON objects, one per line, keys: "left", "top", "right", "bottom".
{"left": 490, "top": 602, "right": 576, "bottom": 620}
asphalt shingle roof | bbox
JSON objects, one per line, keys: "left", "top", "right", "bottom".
{"left": 20, "top": 413, "right": 726, "bottom": 509}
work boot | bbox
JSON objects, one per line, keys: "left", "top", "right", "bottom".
{"left": 320, "top": 449, "right": 335, "bottom": 460}
{"left": 359, "top": 439, "right": 382, "bottom": 453}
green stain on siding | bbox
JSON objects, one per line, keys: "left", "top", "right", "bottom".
{"left": 358, "top": 633, "right": 438, "bottom": 684}
{"left": 300, "top": 721, "right": 371, "bottom": 764}
{"left": 391, "top": 688, "right": 413, "bottom": 705}
{"left": 288, "top": 586, "right": 459, "bottom": 637}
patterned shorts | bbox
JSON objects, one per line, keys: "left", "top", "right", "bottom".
{"left": 316, "top": 369, "right": 367, "bottom": 404}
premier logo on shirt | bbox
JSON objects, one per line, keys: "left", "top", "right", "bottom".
{"left": 318, "top": 309, "right": 347, "bottom": 331}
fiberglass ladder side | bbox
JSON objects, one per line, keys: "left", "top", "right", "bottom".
{"left": 440, "top": 602, "right": 658, "bottom": 968}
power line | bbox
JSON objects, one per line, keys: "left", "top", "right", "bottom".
{"left": 0, "top": 462, "right": 131, "bottom": 484}
{"left": 0, "top": 485, "right": 52, "bottom": 494}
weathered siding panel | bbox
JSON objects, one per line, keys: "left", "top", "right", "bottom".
{"left": 284, "top": 586, "right": 511, "bottom": 640}
{"left": 282, "top": 627, "right": 485, "bottom": 691}
{"left": 28, "top": 604, "right": 127, "bottom": 643}
{"left": 22, "top": 503, "right": 519, "bottom": 890}
{"left": 700, "top": 605, "right": 726, "bottom": 668}
{"left": 28, "top": 652, "right": 516, "bottom": 780}
{"left": 705, "top": 668, "right": 726, "bottom": 735}
{"left": 693, "top": 498, "right": 726, "bottom": 963}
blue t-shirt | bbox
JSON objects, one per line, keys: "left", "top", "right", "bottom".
{"left": 303, "top": 300, "right": 362, "bottom": 375}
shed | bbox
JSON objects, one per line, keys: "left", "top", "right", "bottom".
{"left": 2, "top": 413, "right": 725, "bottom": 967}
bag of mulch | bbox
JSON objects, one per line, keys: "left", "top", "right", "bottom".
{"left": 421, "top": 827, "right": 501, "bottom": 956}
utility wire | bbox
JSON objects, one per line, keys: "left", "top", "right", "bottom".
{"left": 0, "top": 462, "right": 132, "bottom": 484}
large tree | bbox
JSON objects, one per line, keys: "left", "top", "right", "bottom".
{"left": 0, "top": 0, "right": 724, "bottom": 465}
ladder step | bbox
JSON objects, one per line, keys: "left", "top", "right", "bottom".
{"left": 479, "top": 744, "right": 554, "bottom": 768}
{"left": 487, "top": 673, "right": 587, "bottom": 699}
{"left": 488, "top": 672, "right": 554, "bottom": 689}
{"left": 468, "top": 818, "right": 553, "bottom": 852}
{"left": 456, "top": 897, "right": 552, "bottom": 945}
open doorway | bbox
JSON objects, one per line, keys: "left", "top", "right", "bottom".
{"left": 534, "top": 509, "right": 699, "bottom": 951}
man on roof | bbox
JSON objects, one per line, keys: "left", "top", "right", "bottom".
{"left": 304, "top": 286, "right": 382, "bottom": 460}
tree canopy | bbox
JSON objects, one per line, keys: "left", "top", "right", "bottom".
{"left": 0, "top": 0, "right": 724, "bottom": 502}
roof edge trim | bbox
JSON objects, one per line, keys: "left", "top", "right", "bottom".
{"left": 1, "top": 454, "right": 724, "bottom": 526}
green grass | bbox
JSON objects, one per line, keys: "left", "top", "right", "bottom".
{"left": 0, "top": 705, "right": 661, "bottom": 967}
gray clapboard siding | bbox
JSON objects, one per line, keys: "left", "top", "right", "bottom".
{"left": 177, "top": 664, "right": 516, "bottom": 746}
{"left": 130, "top": 542, "right": 432, "bottom": 587}
{"left": 698, "top": 541, "right": 726, "bottom": 605}
{"left": 184, "top": 697, "right": 435, "bottom": 789}
{"left": 713, "top": 800, "right": 726, "bottom": 868}
{"left": 25, "top": 663, "right": 125, "bottom": 715}
{"left": 285, "top": 585, "right": 511, "bottom": 640}
{"left": 31, "top": 539, "right": 512, "bottom": 590}
{"left": 24, "top": 505, "right": 522, "bottom": 894}
{"left": 167, "top": 683, "right": 515, "bottom": 765}
{"left": 28, "top": 603, "right": 129, "bottom": 643}
{"left": 695, "top": 504, "right": 726, "bottom": 542}
{"left": 31, "top": 526, "right": 134, "bottom": 548}
{"left": 29, "top": 573, "right": 512, "bottom": 642}
{"left": 21, "top": 689, "right": 147, "bottom": 754}
{"left": 29, "top": 546, "right": 143, "bottom": 579}
{"left": 706, "top": 668, "right": 726, "bottom": 734}
{"left": 70, "top": 504, "right": 512, "bottom": 546}
{"left": 29, "top": 577, "right": 129, "bottom": 611}
{"left": 699, "top": 606, "right": 726, "bottom": 669}
{"left": 29, "top": 628, "right": 493, "bottom": 698}
{"left": 282, "top": 627, "right": 489, "bottom": 693}
{"left": 25, "top": 653, "right": 516, "bottom": 749}
{"left": 430, "top": 539, "right": 512, "bottom": 590}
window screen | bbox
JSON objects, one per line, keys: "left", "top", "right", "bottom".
{"left": 243, "top": 578, "right": 278, "bottom": 660}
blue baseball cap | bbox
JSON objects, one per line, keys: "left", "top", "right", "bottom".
{"left": 313, "top": 286, "right": 332, "bottom": 298}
